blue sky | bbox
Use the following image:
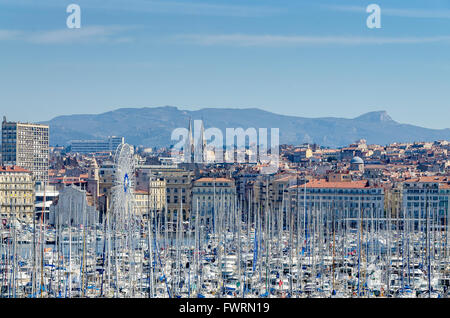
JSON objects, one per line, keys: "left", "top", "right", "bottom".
{"left": 0, "top": 0, "right": 449, "bottom": 129}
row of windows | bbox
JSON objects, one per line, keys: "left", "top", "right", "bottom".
{"left": 167, "top": 188, "right": 186, "bottom": 193}
{"left": 405, "top": 189, "right": 439, "bottom": 194}
{"left": 0, "top": 187, "right": 34, "bottom": 192}
{"left": 298, "top": 203, "right": 382, "bottom": 209}
{"left": 0, "top": 176, "right": 32, "bottom": 182}
{"left": 299, "top": 188, "right": 381, "bottom": 194}
{"left": 193, "top": 195, "right": 235, "bottom": 200}
{"left": 407, "top": 202, "right": 446, "bottom": 207}
{"left": 192, "top": 189, "right": 235, "bottom": 194}
{"left": 167, "top": 196, "right": 186, "bottom": 203}
{"left": 406, "top": 196, "right": 443, "bottom": 201}
{"left": 166, "top": 178, "right": 190, "bottom": 184}
{"left": 295, "top": 196, "right": 382, "bottom": 201}
{"left": 1, "top": 198, "right": 34, "bottom": 204}
{"left": 198, "top": 182, "right": 231, "bottom": 186}
{"left": 0, "top": 213, "right": 32, "bottom": 219}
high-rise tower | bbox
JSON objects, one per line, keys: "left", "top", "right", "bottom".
{"left": 1, "top": 116, "right": 49, "bottom": 184}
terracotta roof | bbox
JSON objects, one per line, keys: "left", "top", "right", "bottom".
{"left": 195, "top": 177, "right": 233, "bottom": 183}
{"left": 291, "top": 179, "right": 372, "bottom": 189}
{"left": 404, "top": 176, "right": 449, "bottom": 183}
{"left": 0, "top": 165, "right": 31, "bottom": 173}
{"left": 294, "top": 148, "right": 309, "bottom": 152}
{"left": 275, "top": 175, "right": 297, "bottom": 182}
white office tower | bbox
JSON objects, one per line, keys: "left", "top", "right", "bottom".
{"left": 69, "top": 136, "right": 125, "bottom": 154}
{"left": 1, "top": 116, "right": 49, "bottom": 183}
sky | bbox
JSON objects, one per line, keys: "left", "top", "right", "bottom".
{"left": 0, "top": 0, "right": 449, "bottom": 129}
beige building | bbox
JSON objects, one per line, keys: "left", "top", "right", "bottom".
{"left": 1, "top": 117, "right": 49, "bottom": 183}
{"left": 289, "top": 179, "right": 385, "bottom": 229}
{"left": 157, "top": 170, "right": 194, "bottom": 221}
{"left": 134, "top": 178, "right": 167, "bottom": 218}
{"left": 98, "top": 161, "right": 115, "bottom": 208}
{"left": 135, "top": 164, "right": 179, "bottom": 191}
{"left": 252, "top": 174, "right": 298, "bottom": 214}
{"left": 192, "top": 177, "right": 236, "bottom": 227}
{"left": 86, "top": 157, "right": 100, "bottom": 203}
{"left": 384, "top": 185, "right": 402, "bottom": 219}
{"left": 0, "top": 165, "right": 35, "bottom": 221}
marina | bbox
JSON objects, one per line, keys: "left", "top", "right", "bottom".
{"left": 1, "top": 188, "right": 449, "bottom": 298}
{"left": 1, "top": 144, "right": 449, "bottom": 299}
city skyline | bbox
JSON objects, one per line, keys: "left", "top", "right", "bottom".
{"left": 0, "top": 0, "right": 449, "bottom": 129}
{"left": 1, "top": 0, "right": 450, "bottom": 302}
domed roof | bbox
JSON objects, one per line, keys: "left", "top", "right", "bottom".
{"left": 350, "top": 156, "right": 364, "bottom": 164}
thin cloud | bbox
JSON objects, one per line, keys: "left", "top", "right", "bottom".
{"left": 28, "top": 26, "right": 133, "bottom": 44}
{"left": 175, "top": 33, "right": 450, "bottom": 46}
{"left": 0, "top": 30, "right": 21, "bottom": 40}
{"left": 324, "top": 4, "right": 450, "bottom": 19}
{"left": 0, "top": 26, "right": 136, "bottom": 44}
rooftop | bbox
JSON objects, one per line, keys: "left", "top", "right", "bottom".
{"left": 0, "top": 165, "right": 32, "bottom": 173}
{"left": 404, "top": 176, "right": 449, "bottom": 184}
{"left": 195, "top": 177, "right": 233, "bottom": 183}
{"left": 290, "top": 179, "right": 373, "bottom": 189}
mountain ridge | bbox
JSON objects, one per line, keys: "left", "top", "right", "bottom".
{"left": 40, "top": 106, "right": 450, "bottom": 148}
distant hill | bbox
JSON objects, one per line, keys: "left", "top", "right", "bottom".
{"left": 40, "top": 106, "right": 450, "bottom": 148}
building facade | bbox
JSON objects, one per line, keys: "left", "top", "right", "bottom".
{"left": 35, "top": 183, "right": 59, "bottom": 220}
{"left": 0, "top": 166, "right": 35, "bottom": 221}
{"left": 49, "top": 185, "right": 98, "bottom": 227}
{"left": 158, "top": 170, "right": 194, "bottom": 221}
{"left": 69, "top": 136, "right": 124, "bottom": 154}
{"left": 289, "top": 179, "right": 385, "bottom": 228}
{"left": 1, "top": 117, "right": 49, "bottom": 183}
{"left": 401, "top": 176, "right": 449, "bottom": 228}
{"left": 98, "top": 161, "right": 115, "bottom": 205}
{"left": 134, "top": 178, "right": 167, "bottom": 218}
{"left": 192, "top": 177, "right": 236, "bottom": 228}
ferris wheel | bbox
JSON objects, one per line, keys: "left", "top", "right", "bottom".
{"left": 110, "top": 143, "right": 141, "bottom": 297}
{"left": 111, "top": 143, "right": 137, "bottom": 227}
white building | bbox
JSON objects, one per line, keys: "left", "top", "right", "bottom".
{"left": 290, "top": 179, "right": 384, "bottom": 229}
{"left": 49, "top": 185, "right": 98, "bottom": 227}
{"left": 1, "top": 117, "right": 49, "bottom": 183}
{"left": 35, "top": 183, "right": 59, "bottom": 220}
{"left": 0, "top": 165, "right": 34, "bottom": 221}
{"left": 192, "top": 177, "right": 236, "bottom": 229}
{"left": 402, "top": 176, "right": 449, "bottom": 229}
{"left": 69, "top": 136, "right": 124, "bottom": 154}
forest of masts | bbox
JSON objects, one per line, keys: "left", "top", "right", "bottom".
{"left": 1, "top": 180, "right": 449, "bottom": 298}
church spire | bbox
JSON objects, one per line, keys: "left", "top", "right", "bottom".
{"left": 184, "top": 117, "right": 195, "bottom": 163}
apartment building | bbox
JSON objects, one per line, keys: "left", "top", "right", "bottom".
{"left": 1, "top": 117, "right": 49, "bottom": 183}
{"left": 134, "top": 177, "right": 167, "bottom": 218}
{"left": 157, "top": 170, "right": 194, "bottom": 221}
{"left": 0, "top": 165, "right": 34, "bottom": 221}
{"left": 401, "top": 176, "right": 449, "bottom": 228}
{"left": 289, "top": 179, "right": 385, "bottom": 228}
{"left": 192, "top": 177, "right": 236, "bottom": 227}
